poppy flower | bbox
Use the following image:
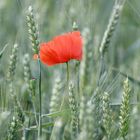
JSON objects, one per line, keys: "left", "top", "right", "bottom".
{"left": 39, "top": 31, "right": 83, "bottom": 66}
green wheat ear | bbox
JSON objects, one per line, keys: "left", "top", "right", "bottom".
{"left": 23, "top": 54, "right": 31, "bottom": 89}
{"left": 26, "top": 6, "right": 39, "bottom": 54}
{"left": 99, "top": 0, "right": 125, "bottom": 56}
{"left": 7, "top": 44, "right": 19, "bottom": 107}
{"left": 7, "top": 44, "right": 18, "bottom": 82}
{"left": 119, "top": 78, "right": 131, "bottom": 139}
{"left": 7, "top": 43, "right": 18, "bottom": 98}
{"left": 69, "top": 82, "right": 79, "bottom": 138}
{"left": 102, "top": 92, "right": 113, "bottom": 139}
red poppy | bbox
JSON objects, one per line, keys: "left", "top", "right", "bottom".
{"left": 39, "top": 31, "right": 83, "bottom": 66}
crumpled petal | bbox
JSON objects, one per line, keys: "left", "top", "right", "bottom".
{"left": 39, "top": 31, "right": 83, "bottom": 66}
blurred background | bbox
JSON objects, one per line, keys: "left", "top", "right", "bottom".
{"left": 0, "top": 0, "right": 140, "bottom": 139}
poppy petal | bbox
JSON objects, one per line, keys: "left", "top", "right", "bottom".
{"left": 39, "top": 31, "right": 83, "bottom": 66}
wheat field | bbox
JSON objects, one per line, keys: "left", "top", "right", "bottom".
{"left": 0, "top": 0, "right": 140, "bottom": 140}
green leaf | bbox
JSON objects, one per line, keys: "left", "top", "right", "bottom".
{"left": 27, "top": 122, "right": 54, "bottom": 130}
{"left": 42, "top": 109, "right": 69, "bottom": 118}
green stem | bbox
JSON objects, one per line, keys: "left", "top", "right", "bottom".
{"left": 38, "top": 58, "right": 42, "bottom": 139}
{"left": 32, "top": 95, "right": 38, "bottom": 126}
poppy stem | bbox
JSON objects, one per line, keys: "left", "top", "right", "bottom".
{"left": 38, "top": 58, "right": 42, "bottom": 139}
